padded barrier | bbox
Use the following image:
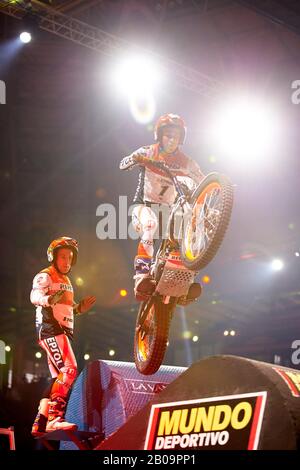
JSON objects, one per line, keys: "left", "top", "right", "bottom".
{"left": 96, "top": 355, "right": 300, "bottom": 450}
{"left": 60, "top": 360, "right": 185, "bottom": 450}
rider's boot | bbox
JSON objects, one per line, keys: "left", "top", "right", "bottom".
{"left": 46, "top": 396, "right": 77, "bottom": 432}
{"left": 188, "top": 282, "right": 202, "bottom": 300}
{"left": 134, "top": 256, "right": 156, "bottom": 301}
{"left": 177, "top": 282, "right": 202, "bottom": 306}
{"left": 31, "top": 398, "right": 49, "bottom": 435}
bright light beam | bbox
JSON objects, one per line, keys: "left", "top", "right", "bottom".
{"left": 210, "top": 95, "right": 279, "bottom": 167}
{"left": 179, "top": 306, "right": 193, "bottom": 366}
{"left": 271, "top": 259, "right": 284, "bottom": 271}
{"left": 111, "top": 54, "right": 162, "bottom": 124}
{"left": 112, "top": 54, "right": 161, "bottom": 96}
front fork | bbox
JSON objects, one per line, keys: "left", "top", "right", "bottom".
{"left": 137, "top": 294, "right": 174, "bottom": 340}
{"left": 168, "top": 198, "right": 192, "bottom": 243}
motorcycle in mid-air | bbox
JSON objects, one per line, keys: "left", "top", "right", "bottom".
{"left": 129, "top": 157, "right": 234, "bottom": 375}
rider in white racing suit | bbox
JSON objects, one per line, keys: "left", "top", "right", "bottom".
{"left": 30, "top": 237, "right": 96, "bottom": 435}
{"left": 120, "top": 113, "right": 205, "bottom": 300}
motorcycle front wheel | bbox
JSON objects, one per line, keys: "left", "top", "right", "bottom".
{"left": 180, "top": 172, "right": 234, "bottom": 271}
{"left": 134, "top": 297, "right": 174, "bottom": 375}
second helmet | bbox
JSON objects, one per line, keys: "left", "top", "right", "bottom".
{"left": 47, "top": 237, "right": 78, "bottom": 265}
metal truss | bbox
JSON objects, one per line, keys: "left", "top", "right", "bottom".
{"left": 0, "top": 0, "right": 223, "bottom": 98}
{"left": 235, "top": 0, "right": 300, "bottom": 36}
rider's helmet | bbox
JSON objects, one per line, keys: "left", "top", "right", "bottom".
{"left": 154, "top": 113, "right": 186, "bottom": 145}
{"left": 47, "top": 237, "right": 78, "bottom": 265}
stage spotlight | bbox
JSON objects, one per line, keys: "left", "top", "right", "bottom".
{"left": 75, "top": 277, "right": 84, "bottom": 287}
{"left": 271, "top": 259, "right": 284, "bottom": 271}
{"left": 19, "top": 8, "right": 40, "bottom": 44}
{"left": 109, "top": 53, "right": 164, "bottom": 125}
{"left": 201, "top": 275, "right": 211, "bottom": 284}
{"left": 112, "top": 54, "right": 161, "bottom": 96}
{"left": 119, "top": 289, "right": 128, "bottom": 297}
{"left": 210, "top": 95, "right": 279, "bottom": 166}
{"left": 20, "top": 31, "right": 32, "bottom": 43}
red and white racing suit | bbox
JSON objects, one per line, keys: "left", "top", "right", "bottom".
{"left": 30, "top": 265, "right": 77, "bottom": 399}
{"left": 120, "top": 143, "right": 204, "bottom": 274}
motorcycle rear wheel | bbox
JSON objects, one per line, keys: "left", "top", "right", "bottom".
{"left": 134, "top": 297, "right": 174, "bottom": 375}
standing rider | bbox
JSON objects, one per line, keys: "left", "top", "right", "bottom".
{"left": 30, "top": 237, "right": 96, "bottom": 434}
{"left": 120, "top": 113, "right": 204, "bottom": 301}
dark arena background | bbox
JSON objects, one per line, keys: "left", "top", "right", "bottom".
{"left": 0, "top": 0, "right": 300, "bottom": 456}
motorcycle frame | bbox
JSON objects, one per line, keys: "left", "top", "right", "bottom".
{"left": 140, "top": 161, "right": 198, "bottom": 305}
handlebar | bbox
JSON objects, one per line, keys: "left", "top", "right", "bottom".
{"left": 136, "top": 155, "right": 171, "bottom": 175}
{"left": 136, "top": 156, "right": 187, "bottom": 200}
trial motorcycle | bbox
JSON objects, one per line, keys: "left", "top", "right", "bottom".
{"left": 130, "top": 157, "right": 234, "bottom": 375}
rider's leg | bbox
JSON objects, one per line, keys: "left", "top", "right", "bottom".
{"left": 31, "top": 378, "right": 54, "bottom": 435}
{"left": 177, "top": 272, "right": 203, "bottom": 306}
{"left": 177, "top": 282, "right": 203, "bottom": 306}
{"left": 38, "top": 334, "right": 78, "bottom": 432}
{"left": 187, "top": 282, "right": 202, "bottom": 300}
{"left": 32, "top": 398, "right": 49, "bottom": 435}
{"left": 132, "top": 205, "right": 158, "bottom": 297}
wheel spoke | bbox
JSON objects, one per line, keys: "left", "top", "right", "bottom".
{"left": 184, "top": 184, "right": 223, "bottom": 261}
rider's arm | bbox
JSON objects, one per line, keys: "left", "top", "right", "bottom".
{"left": 119, "top": 147, "right": 149, "bottom": 171}
{"left": 73, "top": 296, "right": 96, "bottom": 315}
{"left": 30, "top": 272, "right": 52, "bottom": 307}
{"left": 119, "top": 154, "right": 138, "bottom": 171}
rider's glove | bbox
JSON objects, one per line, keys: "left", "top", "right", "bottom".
{"left": 120, "top": 155, "right": 136, "bottom": 171}
{"left": 120, "top": 150, "right": 148, "bottom": 171}
{"left": 74, "top": 296, "right": 96, "bottom": 315}
{"left": 120, "top": 154, "right": 139, "bottom": 170}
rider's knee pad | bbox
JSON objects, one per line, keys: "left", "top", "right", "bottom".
{"left": 143, "top": 218, "right": 158, "bottom": 233}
